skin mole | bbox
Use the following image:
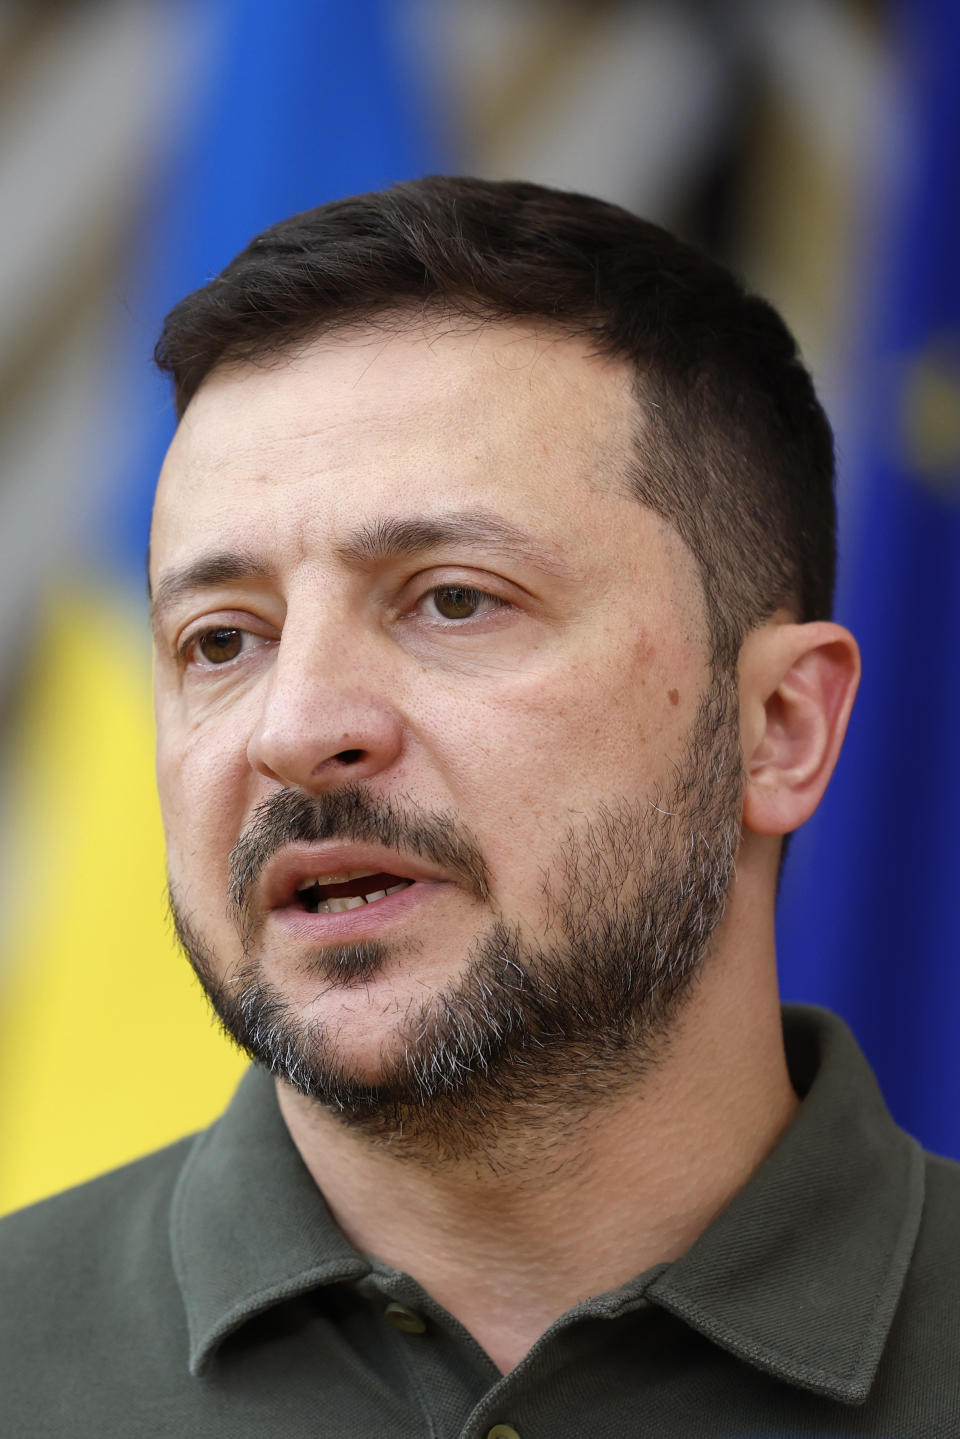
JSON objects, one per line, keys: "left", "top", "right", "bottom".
{"left": 668, "top": 689, "right": 680, "bottom": 706}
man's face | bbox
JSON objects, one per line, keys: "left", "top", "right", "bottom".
{"left": 151, "top": 321, "right": 742, "bottom": 1152}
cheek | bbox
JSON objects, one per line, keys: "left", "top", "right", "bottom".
{"left": 432, "top": 628, "right": 702, "bottom": 839}
{"left": 155, "top": 714, "right": 251, "bottom": 881}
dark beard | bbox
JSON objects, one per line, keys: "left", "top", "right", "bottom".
{"left": 170, "top": 668, "right": 743, "bottom": 1163}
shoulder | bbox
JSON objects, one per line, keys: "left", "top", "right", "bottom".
{"left": 0, "top": 1136, "right": 197, "bottom": 1359}
{"left": 910, "top": 1148, "right": 960, "bottom": 1285}
{"left": 872, "top": 1146, "right": 960, "bottom": 1418}
{"left": 0, "top": 1134, "right": 196, "bottom": 1271}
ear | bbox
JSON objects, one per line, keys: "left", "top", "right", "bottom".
{"left": 738, "top": 620, "right": 861, "bottom": 837}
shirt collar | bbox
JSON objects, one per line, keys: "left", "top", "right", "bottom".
{"left": 645, "top": 1006, "right": 925, "bottom": 1403}
{"left": 171, "top": 1006, "right": 924, "bottom": 1396}
{"left": 170, "top": 1065, "right": 368, "bottom": 1375}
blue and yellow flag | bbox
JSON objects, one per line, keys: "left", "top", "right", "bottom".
{"left": 778, "top": 0, "right": 960, "bottom": 1158}
{"left": 0, "top": 0, "right": 443, "bottom": 1214}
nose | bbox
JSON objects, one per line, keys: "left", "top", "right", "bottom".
{"left": 246, "top": 622, "right": 404, "bottom": 792}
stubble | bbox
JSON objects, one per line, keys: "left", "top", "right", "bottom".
{"left": 170, "top": 667, "right": 743, "bottom": 1164}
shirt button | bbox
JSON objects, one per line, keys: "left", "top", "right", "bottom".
{"left": 383, "top": 1301, "right": 428, "bottom": 1334}
{"left": 486, "top": 1428, "right": 521, "bottom": 1439}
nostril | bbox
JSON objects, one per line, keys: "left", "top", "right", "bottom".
{"left": 335, "top": 749, "right": 364, "bottom": 765}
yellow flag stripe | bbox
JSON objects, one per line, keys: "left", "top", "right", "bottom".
{"left": 0, "top": 589, "right": 245, "bottom": 1215}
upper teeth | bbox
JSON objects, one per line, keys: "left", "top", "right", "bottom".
{"left": 316, "top": 884, "right": 410, "bottom": 913}
{"left": 293, "top": 871, "right": 413, "bottom": 913}
{"left": 295, "top": 870, "right": 378, "bottom": 891}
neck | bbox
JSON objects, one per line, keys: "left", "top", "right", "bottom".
{"left": 277, "top": 889, "right": 796, "bottom": 1373}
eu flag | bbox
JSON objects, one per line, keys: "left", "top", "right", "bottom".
{"left": 777, "top": 0, "right": 960, "bottom": 1158}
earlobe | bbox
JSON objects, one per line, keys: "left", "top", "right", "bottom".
{"left": 741, "top": 622, "right": 861, "bottom": 837}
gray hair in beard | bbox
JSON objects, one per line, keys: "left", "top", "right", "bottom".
{"left": 170, "top": 666, "right": 743, "bottom": 1164}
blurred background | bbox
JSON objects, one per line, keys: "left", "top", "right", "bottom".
{"left": 0, "top": 0, "right": 957, "bottom": 1215}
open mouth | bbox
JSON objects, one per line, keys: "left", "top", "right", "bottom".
{"left": 294, "top": 870, "right": 414, "bottom": 914}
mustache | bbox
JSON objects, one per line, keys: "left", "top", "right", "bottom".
{"left": 228, "top": 785, "right": 491, "bottom": 934}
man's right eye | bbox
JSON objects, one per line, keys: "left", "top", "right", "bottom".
{"left": 181, "top": 627, "right": 256, "bottom": 667}
{"left": 196, "top": 628, "right": 244, "bottom": 664}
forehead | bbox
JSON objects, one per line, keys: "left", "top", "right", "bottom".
{"left": 150, "top": 319, "right": 681, "bottom": 595}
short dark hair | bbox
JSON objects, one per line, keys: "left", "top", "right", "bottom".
{"left": 155, "top": 175, "right": 836, "bottom": 666}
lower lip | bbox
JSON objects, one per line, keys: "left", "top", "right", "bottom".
{"left": 268, "top": 880, "right": 446, "bottom": 943}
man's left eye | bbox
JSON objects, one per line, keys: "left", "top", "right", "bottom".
{"left": 420, "top": 586, "right": 505, "bottom": 621}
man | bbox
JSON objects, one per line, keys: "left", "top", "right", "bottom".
{"left": 1, "top": 177, "right": 957, "bottom": 1437}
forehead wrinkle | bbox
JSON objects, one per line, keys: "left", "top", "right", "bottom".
{"left": 332, "top": 509, "right": 574, "bottom": 579}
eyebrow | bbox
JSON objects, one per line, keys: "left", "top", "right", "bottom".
{"left": 149, "top": 549, "right": 276, "bottom": 632}
{"left": 332, "top": 510, "right": 571, "bottom": 576}
{"left": 149, "top": 509, "right": 571, "bottom": 631}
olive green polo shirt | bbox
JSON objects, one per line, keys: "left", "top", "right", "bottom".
{"left": 2, "top": 1006, "right": 959, "bottom": 1437}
